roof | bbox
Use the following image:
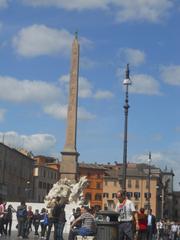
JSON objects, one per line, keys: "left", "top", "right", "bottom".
{"left": 79, "top": 162, "right": 106, "bottom": 170}
{"left": 34, "top": 155, "right": 57, "bottom": 163}
{"left": 104, "top": 162, "right": 160, "bottom": 179}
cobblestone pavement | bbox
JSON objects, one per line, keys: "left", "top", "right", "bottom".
{"left": 0, "top": 231, "right": 68, "bottom": 240}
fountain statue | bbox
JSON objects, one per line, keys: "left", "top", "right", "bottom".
{"left": 44, "top": 176, "right": 89, "bottom": 233}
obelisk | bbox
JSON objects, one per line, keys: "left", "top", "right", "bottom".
{"left": 60, "top": 33, "right": 79, "bottom": 181}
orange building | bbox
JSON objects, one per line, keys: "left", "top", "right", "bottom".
{"left": 79, "top": 163, "right": 106, "bottom": 210}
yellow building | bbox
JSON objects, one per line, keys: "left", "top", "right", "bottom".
{"left": 102, "top": 163, "right": 160, "bottom": 216}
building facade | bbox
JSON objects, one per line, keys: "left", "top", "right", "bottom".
{"left": 0, "top": 143, "right": 177, "bottom": 220}
{"left": 79, "top": 163, "right": 105, "bottom": 210}
{"left": 0, "top": 143, "right": 34, "bottom": 201}
{"left": 173, "top": 191, "right": 180, "bottom": 221}
{"left": 103, "top": 163, "right": 160, "bottom": 216}
{"left": 33, "top": 156, "right": 60, "bottom": 202}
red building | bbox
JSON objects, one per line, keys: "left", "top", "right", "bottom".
{"left": 79, "top": 163, "right": 106, "bottom": 210}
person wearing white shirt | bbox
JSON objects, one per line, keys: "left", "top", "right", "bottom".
{"left": 115, "top": 191, "right": 137, "bottom": 240}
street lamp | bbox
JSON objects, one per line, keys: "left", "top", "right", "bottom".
{"left": 25, "top": 181, "right": 31, "bottom": 202}
{"left": 121, "top": 64, "right": 132, "bottom": 194}
{"left": 147, "top": 152, "right": 152, "bottom": 210}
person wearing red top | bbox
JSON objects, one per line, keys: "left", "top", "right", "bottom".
{"left": 137, "top": 208, "right": 148, "bottom": 240}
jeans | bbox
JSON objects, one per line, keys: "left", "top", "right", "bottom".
{"left": 54, "top": 222, "right": 65, "bottom": 240}
{"left": 147, "top": 225, "right": 153, "bottom": 240}
{"left": 46, "top": 218, "right": 53, "bottom": 240}
{"left": 68, "top": 227, "right": 95, "bottom": 240}
{"left": 17, "top": 218, "right": 26, "bottom": 238}
{"left": 118, "top": 222, "right": 134, "bottom": 240}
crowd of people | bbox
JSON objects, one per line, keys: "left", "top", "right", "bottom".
{"left": 0, "top": 195, "right": 180, "bottom": 240}
{"left": 114, "top": 190, "right": 180, "bottom": 240}
{"left": 0, "top": 197, "right": 97, "bottom": 240}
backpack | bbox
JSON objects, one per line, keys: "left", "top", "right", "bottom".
{"left": 17, "top": 208, "right": 26, "bottom": 218}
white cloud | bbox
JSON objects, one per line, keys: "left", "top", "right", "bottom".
{"left": 44, "top": 104, "right": 67, "bottom": 119}
{"left": 79, "top": 77, "right": 93, "bottom": 98}
{"left": 59, "top": 74, "right": 114, "bottom": 99}
{"left": 160, "top": 65, "right": 180, "bottom": 86}
{"left": 94, "top": 90, "right": 114, "bottom": 99}
{"left": 22, "top": 0, "right": 108, "bottom": 10}
{"left": 59, "top": 74, "right": 93, "bottom": 98}
{"left": 12, "top": 25, "right": 92, "bottom": 57}
{"left": 22, "top": 0, "right": 173, "bottom": 23}
{"left": 0, "top": 76, "right": 61, "bottom": 103}
{"left": 128, "top": 74, "right": 161, "bottom": 95}
{"left": 80, "top": 57, "right": 97, "bottom": 69}
{"left": 43, "top": 103, "right": 96, "bottom": 120}
{"left": 0, "top": 0, "right": 8, "bottom": 8}
{"left": 12, "top": 25, "right": 73, "bottom": 57}
{"left": 0, "top": 108, "right": 6, "bottom": 122}
{"left": 0, "top": 131, "right": 56, "bottom": 154}
{"left": 118, "top": 48, "right": 146, "bottom": 66}
{"left": 78, "top": 107, "right": 96, "bottom": 120}
{"left": 114, "top": 0, "right": 173, "bottom": 23}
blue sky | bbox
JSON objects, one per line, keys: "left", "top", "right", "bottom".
{"left": 0, "top": 0, "right": 180, "bottom": 190}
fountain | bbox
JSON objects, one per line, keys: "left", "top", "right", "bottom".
{"left": 44, "top": 176, "right": 89, "bottom": 233}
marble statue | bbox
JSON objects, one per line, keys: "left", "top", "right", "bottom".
{"left": 44, "top": 176, "right": 88, "bottom": 208}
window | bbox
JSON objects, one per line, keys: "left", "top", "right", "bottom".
{"left": 105, "top": 180, "right": 108, "bottom": 186}
{"left": 112, "top": 193, "right": 117, "bottom": 198}
{"left": 103, "top": 193, "right": 109, "bottom": 198}
{"left": 114, "top": 180, "right": 117, "bottom": 186}
{"left": 127, "top": 192, "right": 133, "bottom": 199}
{"left": 144, "top": 204, "right": 149, "bottom": 210}
{"left": 146, "top": 180, "right": 149, "bottom": 189}
{"left": 85, "top": 192, "right": 92, "bottom": 201}
{"left": 43, "top": 182, "right": 46, "bottom": 189}
{"left": 175, "top": 210, "right": 178, "bottom": 217}
{"left": 39, "top": 181, "right": 42, "bottom": 189}
{"left": 135, "top": 179, "right": 139, "bottom": 188}
{"left": 87, "top": 181, "right": 91, "bottom": 187}
{"left": 144, "top": 192, "right": 151, "bottom": 199}
{"left": 47, "top": 183, "right": 50, "bottom": 192}
{"left": 95, "top": 193, "right": 102, "bottom": 201}
{"left": 127, "top": 179, "right": 132, "bottom": 188}
{"left": 96, "top": 182, "right": 101, "bottom": 189}
{"left": 134, "top": 192, "right": 140, "bottom": 200}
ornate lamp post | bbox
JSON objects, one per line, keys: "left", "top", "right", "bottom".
{"left": 121, "top": 64, "right": 132, "bottom": 194}
{"left": 147, "top": 152, "right": 152, "bottom": 210}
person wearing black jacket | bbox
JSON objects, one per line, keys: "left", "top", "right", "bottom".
{"left": 33, "top": 209, "right": 41, "bottom": 236}
{"left": 147, "top": 209, "right": 156, "bottom": 240}
{"left": 4, "top": 204, "right": 16, "bottom": 236}
{"left": 52, "top": 196, "right": 66, "bottom": 240}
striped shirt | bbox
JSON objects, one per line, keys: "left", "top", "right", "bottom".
{"left": 78, "top": 212, "right": 96, "bottom": 231}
